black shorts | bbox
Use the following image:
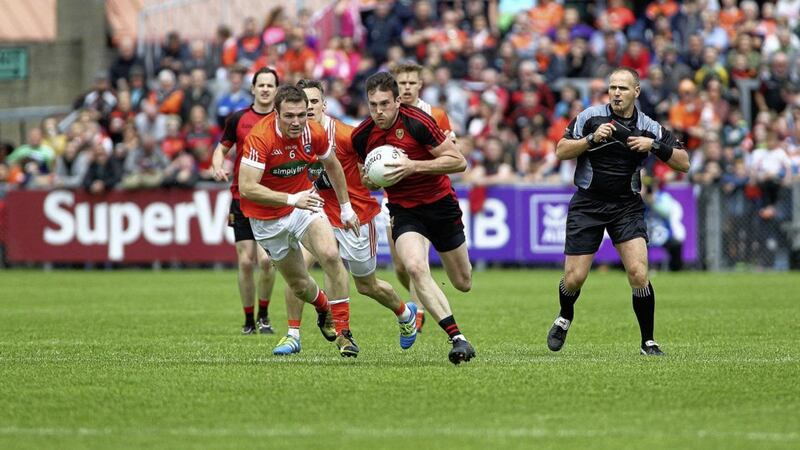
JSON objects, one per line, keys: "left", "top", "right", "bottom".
{"left": 228, "top": 199, "right": 255, "bottom": 242}
{"left": 565, "top": 191, "right": 648, "bottom": 255}
{"left": 387, "top": 192, "right": 466, "bottom": 253}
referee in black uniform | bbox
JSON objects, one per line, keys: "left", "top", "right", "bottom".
{"left": 546, "top": 67, "right": 690, "bottom": 355}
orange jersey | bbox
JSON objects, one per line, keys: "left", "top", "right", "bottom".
{"left": 310, "top": 115, "right": 381, "bottom": 228}
{"left": 240, "top": 114, "right": 332, "bottom": 220}
{"left": 415, "top": 98, "right": 453, "bottom": 136}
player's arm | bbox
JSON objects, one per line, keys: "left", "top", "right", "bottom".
{"left": 384, "top": 137, "right": 465, "bottom": 185}
{"left": 211, "top": 142, "right": 232, "bottom": 181}
{"left": 627, "top": 128, "right": 690, "bottom": 173}
{"left": 320, "top": 152, "right": 360, "bottom": 235}
{"left": 212, "top": 112, "right": 240, "bottom": 182}
{"left": 238, "top": 164, "right": 322, "bottom": 210}
{"left": 556, "top": 115, "right": 615, "bottom": 160}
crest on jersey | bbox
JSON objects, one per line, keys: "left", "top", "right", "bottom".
{"left": 304, "top": 143, "right": 312, "bottom": 154}
{"left": 396, "top": 129, "right": 404, "bottom": 139}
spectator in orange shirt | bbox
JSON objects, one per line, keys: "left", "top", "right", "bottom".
{"left": 669, "top": 79, "right": 704, "bottom": 151}
{"left": 432, "top": 10, "right": 468, "bottom": 63}
{"left": 284, "top": 29, "right": 316, "bottom": 81}
{"left": 529, "top": 0, "right": 564, "bottom": 35}
{"left": 646, "top": 0, "right": 679, "bottom": 22}
{"left": 605, "top": 0, "right": 636, "bottom": 31}
{"left": 719, "top": 0, "right": 744, "bottom": 38}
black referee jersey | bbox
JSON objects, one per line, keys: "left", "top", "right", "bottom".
{"left": 563, "top": 104, "right": 680, "bottom": 201}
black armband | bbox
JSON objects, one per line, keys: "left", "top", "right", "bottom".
{"left": 651, "top": 140, "right": 674, "bottom": 162}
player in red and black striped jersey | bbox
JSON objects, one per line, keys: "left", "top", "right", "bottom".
{"left": 350, "top": 72, "right": 475, "bottom": 365}
{"left": 211, "top": 67, "right": 279, "bottom": 335}
{"left": 389, "top": 62, "right": 456, "bottom": 333}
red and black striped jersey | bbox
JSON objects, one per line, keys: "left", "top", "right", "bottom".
{"left": 351, "top": 104, "right": 450, "bottom": 208}
{"left": 220, "top": 106, "right": 273, "bottom": 199}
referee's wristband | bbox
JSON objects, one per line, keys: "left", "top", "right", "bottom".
{"left": 286, "top": 193, "right": 300, "bottom": 206}
{"left": 651, "top": 140, "right": 673, "bottom": 162}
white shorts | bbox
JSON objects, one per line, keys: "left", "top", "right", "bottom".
{"left": 250, "top": 208, "right": 328, "bottom": 261}
{"left": 333, "top": 219, "right": 378, "bottom": 277}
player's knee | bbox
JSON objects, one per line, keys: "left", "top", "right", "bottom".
{"left": 238, "top": 256, "right": 255, "bottom": 273}
{"left": 404, "top": 260, "right": 430, "bottom": 283}
{"left": 627, "top": 266, "right": 648, "bottom": 288}
{"left": 354, "top": 278, "right": 376, "bottom": 297}
{"left": 257, "top": 257, "right": 273, "bottom": 274}
{"left": 287, "top": 277, "right": 311, "bottom": 297}
{"left": 318, "top": 253, "right": 342, "bottom": 274}
{"left": 452, "top": 272, "right": 472, "bottom": 292}
{"left": 564, "top": 269, "right": 587, "bottom": 291}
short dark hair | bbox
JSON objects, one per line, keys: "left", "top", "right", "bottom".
{"left": 274, "top": 85, "right": 308, "bottom": 112}
{"left": 391, "top": 62, "right": 423, "bottom": 77}
{"left": 296, "top": 79, "right": 324, "bottom": 95}
{"left": 365, "top": 72, "right": 399, "bottom": 99}
{"left": 610, "top": 67, "right": 640, "bottom": 86}
{"left": 252, "top": 67, "right": 280, "bottom": 87}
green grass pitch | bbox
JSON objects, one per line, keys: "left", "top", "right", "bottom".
{"left": 1, "top": 269, "right": 798, "bottom": 449}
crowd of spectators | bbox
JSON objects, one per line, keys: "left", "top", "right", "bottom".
{"left": 1, "top": 0, "right": 799, "bottom": 267}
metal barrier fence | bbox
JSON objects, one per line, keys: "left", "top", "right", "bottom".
{"left": 697, "top": 182, "right": 799, "bottom": 271}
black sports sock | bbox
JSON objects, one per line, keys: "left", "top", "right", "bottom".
{"left": 244, "top": 306, "right": 255, "bottom": 326}
{"left": 558, "top": 277, "right": 581, "bottom": 321}
{"left": 438, "top": 316, "right": 462, "bottom": 340}
{"left": 632, "top": 282, "right": 655, "bottom": 346}
{"left": 257, "top": 299, "right": 270, "bottom": 319}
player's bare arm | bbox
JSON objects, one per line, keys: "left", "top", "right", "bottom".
{"left": 211, "top": 143, "right": 232, "bottom": 181}
{"left": 556, "top": 122, "right": 616, "bottom": 160}
{"left": 320, "top": 152, "right": 360, "bottom": 235}
{"left": 239, "top": 164, "right": 324, "bottom": 211}
{"left": 627, "top": 136, "right": 690, "bottom": 173}
{"left": 383, "top": 138, "right": 465, "bottom": 185}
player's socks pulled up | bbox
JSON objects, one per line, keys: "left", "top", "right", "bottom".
{"left": 394, "top": 302, "right": 412, "bottom": 322}
{"left": 257, "top": 298, "right": 270, "bottom": 319}
{"left": 330, "top": 298, "right": 351, "bottom": 335}
{"left": 438, "top": 315, "right": 463, "bottom": 341}
{"left": 632, "top": 282, "right": 656, "bottom": 347}
{"left": 243, "top": 306, "right": 255, "bottom": 326}
{"left": 558, "top": 277, "right": 580, "bottom": 321}
{"left": 311, "top": 289, "right": 329, "bottom": 313}
{"left": 287, "top": 319, "right": 301, "bottom": 339}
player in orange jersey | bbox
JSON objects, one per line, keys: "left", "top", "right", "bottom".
{"left": 271, "top": 79, "right": 418, "bottom": 355}
{"left": 239, "top": 85, "right": 360, "bottom": 357}
{"left": 388, "top": 62, "right": 458, "bottom": 333}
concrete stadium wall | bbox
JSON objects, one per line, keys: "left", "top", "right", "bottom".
{"left": 0, "top": 0, "right": 108, "bottom": 145}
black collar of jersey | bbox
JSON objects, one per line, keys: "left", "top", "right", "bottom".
{"left": 250, "top": 105, "right": 273, "bottom": 116}
{"left": 607, "top": 104, "right": 638, "bottom": 127}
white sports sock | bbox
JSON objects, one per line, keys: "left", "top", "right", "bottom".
{"left": 397, "top": 304, "right": 412, "bottom": 322}
{"left": 452, "top": 334, "right": 465, "bottom": 342}
{"left": 554, "top": 317, "right": 571, "bottom": 330}
{"left": 288, "top": 328, "right": 300, "bottom": 339}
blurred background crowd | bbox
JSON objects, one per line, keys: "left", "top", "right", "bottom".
{"left": 1, "top": 0, "right": 799, "bottom": 268}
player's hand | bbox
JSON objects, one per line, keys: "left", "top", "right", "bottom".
{"left": 340, "top": 202, "right": 360, "bottom": 237}
{"left": 292, "top": 190, "right": 325, "bottom": 212}
{"left": 212, "top": 166, "right": 229, "bottom": 182}
{"left": 627, "top": 136, "right": 654, "bottom": 153}
{"left": 361, "top": 170, "right": 382, "bottom": 191}
{"left": 383, "top": 159, "right": 416, "bottom": 185}
{"left": 593, "top": 123, "right": 616, "bottom": 143}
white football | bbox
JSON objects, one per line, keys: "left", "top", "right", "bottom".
{"left": 364, "top": 145, "right": 406, "bottom": 188}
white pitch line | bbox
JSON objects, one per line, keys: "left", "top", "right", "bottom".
{"left": 0, "top": 426, "right": 796, "bottom": 442}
